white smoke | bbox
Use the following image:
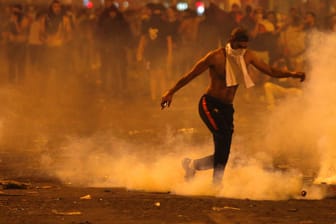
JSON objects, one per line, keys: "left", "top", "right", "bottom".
{"left": 0, "top": 31, "right": 331, "bottom": 201}
{"left": 264, "top": 31, "right": 336, "bottom": 185}
{"left": 306, "top": 32, "right": 336, "bottom": 184}
{"left": 39, "top": 32, "right": 336, "bottom": 200}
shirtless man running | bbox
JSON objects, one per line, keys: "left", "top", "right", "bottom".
{"left": 160, "top": 27, "right": 305, "bottom": 185}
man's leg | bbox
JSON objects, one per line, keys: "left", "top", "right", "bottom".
{"left": 212, "top": 132, "right": 233, "bottom": 185}
{"left": 183, "top": 96, "right": 233, "bottom": 184}
{"left": 193, "top": 155, "right": 214, "bottom": 170}
{"left": 182, "top": 155, "right": 213, "bottom": 181}
{"left": 182, "top": 96, "right": 215, "bottom": 180}
{"left": 183, "top": 131, "right": 232, "bottom": 184}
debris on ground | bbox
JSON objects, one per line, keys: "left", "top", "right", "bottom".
{"left": 80, "top": 194, "right": 92, "bottom": 200}
{"left": 212, "top": 206, "right": 241, "bottom": 211}
{"left": 0, "top": 180, "right": 30, "bottom": 189}
{"left": 52, "top": 209, "right": 82, "bottom": 215}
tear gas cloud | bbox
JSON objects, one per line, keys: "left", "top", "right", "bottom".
{"left": 260, "top": 31, "right": 336, "bottom": 183}
{"left": 42, "top": 32, "right": 336, "bottom": 200}
{"left": 1, "top": 32, "right": 336, "bottom": 201}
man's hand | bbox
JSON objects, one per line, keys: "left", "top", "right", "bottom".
{"left": 161, "top": 91, "right": 173, "bottom": 110}
{"left": 291, "top": 71, "right": 306, "bottom": 82}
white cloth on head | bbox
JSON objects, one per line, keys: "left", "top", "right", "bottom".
{"left": 225, "top": 43, "right": 255, "bottom": 88}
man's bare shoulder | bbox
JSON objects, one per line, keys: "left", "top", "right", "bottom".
{"left": 207, "top": 48, "right": 225, "bottom": 57}
{"left": 204, "top": 48, "right": 225, "bottom": 63}
{"left": 244, "top": 49, "right": 258, "bottom": 64}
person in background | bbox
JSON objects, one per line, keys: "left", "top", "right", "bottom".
{"left": 41, "top": 0, "right": 72, "bottom": 76}
{"left": 177, "top": 9, "right": 200, "bottom": 75}
{"left": 27, "top": 10, "right": 46, "bottom": 76}
{"left": 328, "top": 13, "right": 336, "bottom": 32}
{"left": 3, "top": 4, "right": 29, "bottom": 84}
{"left": 137, "top": 3, "right": 173, "bottom": 101}
{"left": 263, "top": 58, "right": 303, "bottom": 110}
{"left": 303, "top": 11, "right": 318, "bottom": 32}
{"left": 98, "top": 5, "right": 132, "bottom": 97}
{"left": 279, "top": 14, "right": 305, "bottom": 71}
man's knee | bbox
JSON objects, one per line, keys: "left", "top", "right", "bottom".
{"left": 214, "top": 131, "right": 233, "bottom": 143}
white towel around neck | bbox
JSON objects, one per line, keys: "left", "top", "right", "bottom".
{"left": 225, "top": 43, "right": 255, "bottom": 88}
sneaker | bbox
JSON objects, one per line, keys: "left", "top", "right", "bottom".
{"left": 182, "top": 158, "right": 195, "bottom": 181}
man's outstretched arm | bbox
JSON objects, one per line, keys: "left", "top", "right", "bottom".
{"left": 247, "top": 50, "right": 306, "bottom": 81}
{"left": 161, "top": 53, "right": 211, "bottom": 109}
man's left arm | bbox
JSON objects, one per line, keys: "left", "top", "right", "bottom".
{"left": 246, "top": 50, "right": 305, "bottom": 82}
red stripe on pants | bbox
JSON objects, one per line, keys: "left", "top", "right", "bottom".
{"left": 202, "top": 97, "right": 218, "bottom": 130}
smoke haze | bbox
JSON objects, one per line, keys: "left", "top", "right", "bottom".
{"left": 1, "top": 32, "right": 336, "bottom": 200}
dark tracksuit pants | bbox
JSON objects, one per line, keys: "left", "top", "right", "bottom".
{"left": 195, "top": 94, "right": 234, "bottom": 185}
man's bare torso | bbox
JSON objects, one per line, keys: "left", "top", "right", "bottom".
{"left": 205, "top": 48, "right": 239, "bottom": 104}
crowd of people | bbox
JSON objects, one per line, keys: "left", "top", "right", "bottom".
{"left": 0, "top": 0, "right": 335, "bottom": 105}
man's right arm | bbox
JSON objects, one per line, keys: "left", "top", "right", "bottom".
{"left": 161, "top": 52, "right": 212, "bottom": 108}
{"left": 169, "top": 57, "right": 209, "bottom": 94}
